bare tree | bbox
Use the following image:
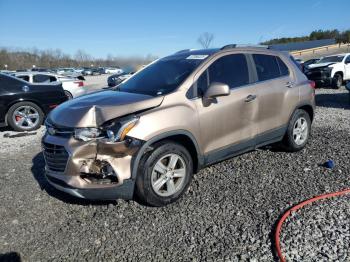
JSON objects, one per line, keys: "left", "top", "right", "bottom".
{"left": 197, "top": 32, "right": 214, "bottom": 49}
{"left": 74, "top": 49, "right": 92, "bottom": 67}
{"left": 0, "top": 47, "right": 157, "bottom": 70}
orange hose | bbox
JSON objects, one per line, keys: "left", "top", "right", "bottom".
{"left": 275, "top": 188, "right": 350, "bottom": 262}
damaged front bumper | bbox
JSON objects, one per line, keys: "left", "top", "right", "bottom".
{"left": 42, "top": 133, "right": 143, "bottom": 200}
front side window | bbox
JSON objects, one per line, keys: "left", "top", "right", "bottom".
{"left": 17, "top": 75, "right": 30, "bottom": 82}
{"left": 196, "top": 70, "right": 209, "bottom": 96}
{"left": 208, "top": 54, "right": 249, "bottom": 89}
{"left": 253, "top": 54, "right": 281, "bottom": 81}
{"left": 345, "top": 56, "right": 350, "bottom": 64}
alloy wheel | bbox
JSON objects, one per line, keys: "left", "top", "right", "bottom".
{"left": 151, "top": 153, "right": 187, "bottom": 197}
{"left": 12, "top": 106, "right": 40, "bottom": 130}
{"left": 293, "top": 117, "right": 308, "bottom": 145}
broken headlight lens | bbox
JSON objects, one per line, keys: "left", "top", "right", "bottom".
{"left": 106, "top": 117, "right": 139, "bottom": 142}
{"left": 74, "top": 128, "right": 101, "bottom": 141}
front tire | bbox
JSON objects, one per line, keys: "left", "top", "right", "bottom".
{"left": 333, "top": 73, "right": 343, "bottom": 89}
{"left": 135, "top": 141, "right": 193, "bottom": 207}
{"left": 7, "top": 102, "right": 44, "bottom": 132}
{"left": 282, "top": 109, "right": 311, "bottom": 152}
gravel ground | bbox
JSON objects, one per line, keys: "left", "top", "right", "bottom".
{"left": 0, "top": 87, "right": 349, "bottom": 261}
{"left": 281, "top": 195, "right": 350, "bottom": 261}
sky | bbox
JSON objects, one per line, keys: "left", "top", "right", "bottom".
{"left": 0, "top": 0, "right": 349, "bottom": 58}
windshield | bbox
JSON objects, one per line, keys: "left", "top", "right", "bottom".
{"left": 118, "top": 56, "right": 205, "bottom": 96}
{"left": 318, "top": 56, "right": 345, "bottom": 63}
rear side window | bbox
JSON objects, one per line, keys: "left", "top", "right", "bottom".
{"left": 49, "top": 76, "right": 57, "bottom": 82}
{"left": 276, "top": 57, "right": 289, "bottom": 76}
{"left": 33, "top": 74, "right": 51, "bottom": 83}
{"left": 253, "top": 54, "right": 280, "bottom": 81}
{"left": 208, "top": 54, "right": 249, "bottom": 89}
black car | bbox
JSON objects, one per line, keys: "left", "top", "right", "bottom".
{"left": 0, "top": 73, "right": 67, "bottom": 131}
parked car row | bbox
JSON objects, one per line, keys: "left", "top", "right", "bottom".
{"left": 2, "top": 66, "right": 124, "bottom": 77}
{"left": 64, "top": 67, "right": 123, "bottom": 76}
{"left": 294, "top": 53, "right": 350, "bottom": 89}
{"left": 0, "top": 66, "right": 129, "bottom": 132}
{"left": 13, "top": 72, "right": 87, "bottom": 100}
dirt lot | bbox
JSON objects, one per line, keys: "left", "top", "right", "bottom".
{"left": 0, "top": 85, "right": 349, "bottom": 261}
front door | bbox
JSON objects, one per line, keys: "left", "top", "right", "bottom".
{"left": 192, "top": 53, "right": 258, "bottom": 164}
{"left": 344, "top": 55, "right": 350, "bottom": 80}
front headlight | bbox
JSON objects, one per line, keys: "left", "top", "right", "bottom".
{"left": 321, "top": 67, "right": 332, "bottom": 72}
{"left": 74, "top": 127, "right": 101, "bottom": 141}
{"left": 106, "top": 117, "right": 139, "bottom": 142}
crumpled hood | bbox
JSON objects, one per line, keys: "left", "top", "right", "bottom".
{"left": 307, "top": 62, "right": 335, "bottom": 69}
{"left": 49, "top": 90, "right": 164, "bottom": 127}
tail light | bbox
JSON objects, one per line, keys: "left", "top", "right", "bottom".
{"left": 74, "top": 81, "right": 84, "bottom": 87}
{"left": 309, "top": 80, "right": 316, "bottom": 89}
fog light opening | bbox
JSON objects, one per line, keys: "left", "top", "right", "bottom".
{"left": 80, "top": 160, "right": 119, "bottom": 185}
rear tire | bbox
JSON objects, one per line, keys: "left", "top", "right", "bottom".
{"left": 64, "top": 90, "right": 73, "bottom": 100}
{"left": 282, "top": 109, "right": 311, "bottom": 152}
{"left": 333, "top": 73, "right": 342, "bottom": 89}
{"left": 135, "top": 141, "right": 193, "bottom": 207}
{"left": 7, "top": 102, "right": 44, "bottom": 132}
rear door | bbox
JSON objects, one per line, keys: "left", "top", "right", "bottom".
{"left": 250, "top": 53, "right": 299, "bottom": 140}
{"left": 193, "top": 53, "right": 259, "bottom": 160}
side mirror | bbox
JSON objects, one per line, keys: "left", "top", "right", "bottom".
{"left": 204, "top": 82, "right": 230, "bottom": 99}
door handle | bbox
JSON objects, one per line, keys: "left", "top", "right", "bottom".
{"left": 245, "top": 94, "right": 257, "bottom": 102}
{"left": 286, "top": 81, "right": 294, "bottom": 88}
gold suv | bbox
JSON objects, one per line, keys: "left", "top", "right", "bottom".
{"left": 42, "top": 45, "right": 315, "bottom": 206}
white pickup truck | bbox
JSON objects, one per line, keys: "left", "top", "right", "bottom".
{"left": 305, "top": 53, "right": 350, "bottom": 89}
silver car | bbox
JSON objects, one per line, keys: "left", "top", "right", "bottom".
{"left": 14, "top": 72, "right": 87, "bottom": 99}
{"left": 56, "top": 68, "right": 84, "bottom": 79}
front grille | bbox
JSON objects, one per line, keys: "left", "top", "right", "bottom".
{"left": 306, "top": 67, "right": 331, "bottom": 77}
{"left": 43, "top": 142, "right": 69, "bottom": 172}
{"left": 45, "top": 120, "right": 74, "bottom": 138}
{"left": 307, "top": 71, "right": 322, "bottom": 79}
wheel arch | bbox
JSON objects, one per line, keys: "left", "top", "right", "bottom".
{"left": 64, "top": 90, "right": 73, "bottom": 99}
{"left": 333, "top": 71, "right": 344, "bottom": 78}
{"left": 297, "top": 104, "right": 314, "bottom": 122}
{"left": 131, "top": 130, "right": 204, "bottom": 180}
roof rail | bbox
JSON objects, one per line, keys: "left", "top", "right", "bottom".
{"left": 175, "top": 49, "right": 197, "bottom": 54}
{"left": 221, "top": 44, "right": 269, "bottom": 50}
